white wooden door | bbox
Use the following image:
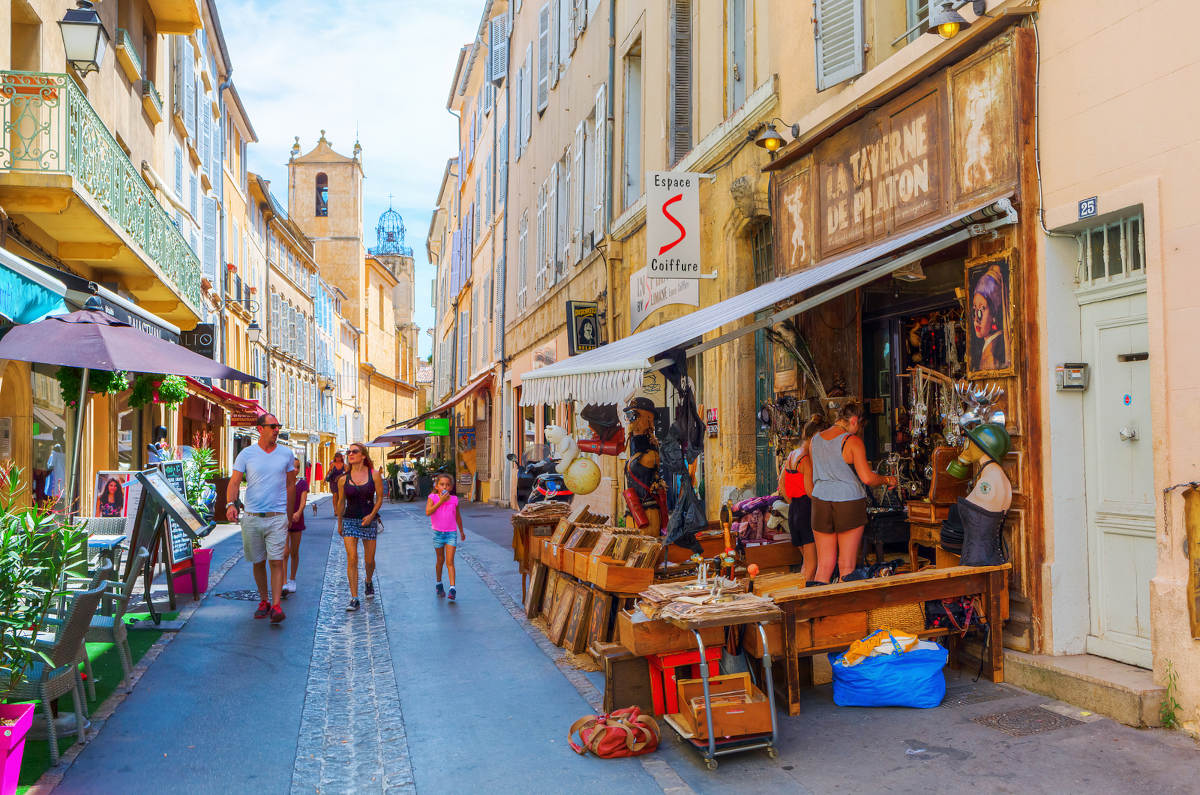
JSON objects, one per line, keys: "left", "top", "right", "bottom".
{"left": 1080, "top": 290, "right": 1154, "bottom": 668}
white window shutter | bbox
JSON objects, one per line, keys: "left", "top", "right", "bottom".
{"left": 537, "top": 5, "right": 550, "bottom": 112}
{"left": 577, "top": 0, "right": 588, "bottom": 35}
{"left": 199, "top": 94, "right": 211, "bottom": 172}
{"left": 523, "top": 45, "right": 534, "bottom": 142}
{"left": 592, "top": 82, "right": 608, "bottom": 239}
{"left": 535, "top": 184, "right": 547, "bottom": 292}
{"left": 182, "top": 39, "right": 196, "bottom": 140}
{"left": 498, "top": 126, "right": 508, "bottom": 205}
{"left": 203, "top": 197, "right": 217, "bottom": 278}
{"left": 814, "top": 0, "right": 865, "bottom": 91}
{"left": 551, "top": 0, "right": 562, "bottom": 87}
{"left": 174, "top": 145, "right": 183, "bottom": 196}
{"left": 517, "top": 213, "right": 528, "bottom": 310}
{"left": 489, "top": 14, "right": 508, "bottom": 85}
{"left": 556, "top": 157, "right": 569, "bottom": 277}
{"left": 573, "top": 121, "right": 586, "bottom": 262}
{"left": 546, "top": 162, "right": 559, "bottom": 284}
{"left": 568, "top": 0, "right": 579, "bottom": 54}
{"left": 669, "top": 0, "right": 692, "bottom": 166}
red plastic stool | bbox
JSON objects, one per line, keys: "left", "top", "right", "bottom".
{"left": 646, "top": 646, "right": 723, "bottom": 715}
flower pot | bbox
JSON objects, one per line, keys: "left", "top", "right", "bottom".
{"left": 173, "top": 547, "right": 213, "bottom": 595}
{"left": 0, "top": 703, "right": 34, "bottom": 795}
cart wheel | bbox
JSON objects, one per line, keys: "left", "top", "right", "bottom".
{"left": 766, "top": 747, "right": 779, "bottom": 760}
{"left": 704, "top": 758, "right": 718, "bottom": 771}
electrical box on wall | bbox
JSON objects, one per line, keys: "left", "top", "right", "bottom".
{"left": 1055, "top": 363, "right": 1089, "bottom": 392}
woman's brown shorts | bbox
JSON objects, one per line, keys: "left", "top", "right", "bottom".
{"left": 810, "top": 496, "right": 868, "bottom": 534}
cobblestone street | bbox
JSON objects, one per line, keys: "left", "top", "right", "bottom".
{"left": 47, "top": 498, "right": 1198, "bottom": 795}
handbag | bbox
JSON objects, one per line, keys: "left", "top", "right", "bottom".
{"left": 924, "top": 595, "right": 984, "bottom": 635}
{"left": 374, "top": 517, "right": 385, "bottom": 535}
{"left": 568, "top": 706, "right": 660, "bottom": 758}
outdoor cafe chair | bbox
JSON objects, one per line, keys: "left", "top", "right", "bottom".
{"left": 79, "top": 547, "right": 149, "bottom": 699}
{"left": 0, "top": 580, "right": 107, "bottom": 765}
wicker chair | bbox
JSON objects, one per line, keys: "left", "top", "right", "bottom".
{"left": 79, "top": 547, "right": 149, "bottom": 699}
{"left": 0, "top": 580, "right": 107, "bottom": 765}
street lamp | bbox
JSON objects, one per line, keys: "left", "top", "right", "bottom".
{"left": 58, "top": 1, "right": 109, "bottom": 76}
{"left": 926, "top": 1, "right": 986, "bottom": 40}
{"left": 754, "top": 124, "right": 786, "bottom": 153}
{"left": 322, "top": 383, "right": 335, "bottom": 396}
{"left": 247, "top": 321, "right": 263, "bottom": 345}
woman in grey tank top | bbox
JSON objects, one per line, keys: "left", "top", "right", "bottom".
{"left": 809, "top": 402, "right": 898, "bottom": 585}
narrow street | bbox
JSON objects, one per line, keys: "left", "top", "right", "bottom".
{"left": 47, "top": 499, "right": 1197, "bottom": 794}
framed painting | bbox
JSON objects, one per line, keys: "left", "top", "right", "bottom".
{"left": 965, "top": 250, "right": 1017, "bottom": 379}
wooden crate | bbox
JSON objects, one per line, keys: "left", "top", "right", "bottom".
{"left": 743, "top": 540, "right": 803, "bottom": 570}
{"left": 567, "top": 548, "right": 593, "bottom": 580}
{"left": 587, "top": 556, "right": 654, "bottom": 594}
{"left": 617, "top": 609, "right": 724, "bottom": 656}
{"left": 741, "top": 621, "right": 785, "bottom": 658}
{"left": 812, "top": 611, "right": 867, "bottom": 646}
{"left": 593, "top": 641, "right": 655, "bottom": 714}
{"left": 675, "top": 672, "right": 772, "bottom": 740}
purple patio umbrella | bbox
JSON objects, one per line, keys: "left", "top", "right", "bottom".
{"left": 0, "top": 305, "right": 264, "bottom": 507}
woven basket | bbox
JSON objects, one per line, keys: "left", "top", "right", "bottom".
{"left": 866, "top": 602, "right": 927, "bottom": 634}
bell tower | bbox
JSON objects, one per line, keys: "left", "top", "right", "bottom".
{"left": 287, "top": 131, "right": 367, "bottom": 327}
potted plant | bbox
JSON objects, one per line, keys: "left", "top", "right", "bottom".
{"left": 413, "top": 459, "right": 434, "bottom": 496}
{"left": 128, "top": 373, "right": 188, "bottom": 411}
{"left": 174, "top": 449, "right": 219, "bottom": 595}
{"left": 0, "top": 465, "right": 87, "bottom": 794}
{"left": 55, "top": 367, "right": 128, "bottom": 408}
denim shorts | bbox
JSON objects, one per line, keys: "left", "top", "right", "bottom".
{"left": 432, "top": 530, "right": 458, "bottom": 549}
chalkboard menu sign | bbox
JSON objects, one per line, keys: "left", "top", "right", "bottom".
{"left": 157, "top": 461, "right": 192, "bottom": 565}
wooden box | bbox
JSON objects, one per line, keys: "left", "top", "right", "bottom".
{"left": 568, "top": 548, "right": 594, "bottom": 580}
{"left": 587, "top": 556, "right": 655, "bottom": 594}
{"left": 812, "top": 611, "right": 868, "bottom": 646}
{"left": 665, "top": 529, "right": 728, "bottom": 563}
{"left": 617, "top": 609, "right": 724, "bottom": 656}
{"left": 541, "top": 540, "right": 568, "bottom": 571}
{"left": 741, "top": 621, "right": 785, "bottom": 658}
{"left": 743, "top": 540, "right": 804, "bottom": 570}
{"left": 675, "top": 672, "right": 772, "bottom": 740}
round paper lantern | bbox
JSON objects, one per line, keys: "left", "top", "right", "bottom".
{"left": 563, "top": 457, "right": 602, "bottom": 495}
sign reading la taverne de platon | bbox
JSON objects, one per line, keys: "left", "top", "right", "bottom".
{"left": 647, "top": 171, "right": 702, "bottom": 279}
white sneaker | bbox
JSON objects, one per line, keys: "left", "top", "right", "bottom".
{"left": 283, "top": 579, "right": 297, "bottom": 595}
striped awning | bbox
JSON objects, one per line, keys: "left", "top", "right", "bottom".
{"left": 520, "top": 198, "right": 1016, "bottom": 406}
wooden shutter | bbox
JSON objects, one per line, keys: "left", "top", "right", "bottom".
{"left": 669, "top": 0, "right": 692, "bottom": 166}
{"left": 493, "top": 247, "right": 505, "bottom": 358}
{"left": 535, "top": 183, "right": 547, "bottom": 292}
{"left": 203, "top": 197, "right": 217, "bottom": 278}
{"left": 199, "top": 92, "right": 211, "bottom": 173}
{"left": 546, "top": 162, "right": 559, "bottom": 284}
{"left": 523, "top": 45, "right": 534, "bottom": 141}
{"left": 566, "top": 0, "right": 578, "bottom": 56}
{"left": 592, "top": 82, "right": 608, "bottom": 239}
{"left": 537, "top": 4, "right": 551, "bottom": 112}
{"left": 174, "top": 145, "right": 183, "bottom": 196}
{"left": 517, "top": 213, "right": 528, "bottom": 310}
{"left": 573, "top": 121, "right": 586, "bottom": 262}
{"left": 489, "top": 13, "right": 508, "bottom": 84}
{"left": 182, "top": 39, "right": 196, "bottom": 139}
{"left": 814, "top": 0, "right": 864, "bottom": 91}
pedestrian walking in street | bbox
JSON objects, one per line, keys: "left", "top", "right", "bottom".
{"left": 226, "top": 414, "right": 296, "bottom": 623}
{"left": 322, "top": 450, "right": 346, "bottom": 505}
{"left": 283, "top": 454, "right": 309, "bottom": 597}
{"left": 425, "top": 473, "right": 465, "bottom": 600}
{"left": 335, "top": 443, "right": 384, "bottom": 612}
{"left": 809, "top": 402, "right": 897, "bottom": 585}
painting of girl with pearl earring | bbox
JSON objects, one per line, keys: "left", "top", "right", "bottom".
{"left": 966, "top": 252, "right": 1017, "bottom": 379}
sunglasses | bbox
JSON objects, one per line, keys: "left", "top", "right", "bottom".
{"left": 260, "top": 423, "right": 282, "bottom": 430}
{"left": 348, "top": 449, "right": 363, "bottom": 455}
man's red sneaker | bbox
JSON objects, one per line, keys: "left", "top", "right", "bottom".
{"left": 270, "top": 604, "right": 286, "bottom": 623}
{"left": 254, "top": 600, "right": 271, "bottom": 619}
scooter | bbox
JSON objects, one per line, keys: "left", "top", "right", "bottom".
{"left": 398, "top": 468, "right": 418, "bottom": 501}
{"left": 526, "top": 471, "right": 574, "bottom": 506}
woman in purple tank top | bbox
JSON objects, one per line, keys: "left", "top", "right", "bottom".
{"left": 425, "top": 473, "right": 465, "bottom": 600}
{"left": 336, "top": 443, "right": 384, "bottom": 612}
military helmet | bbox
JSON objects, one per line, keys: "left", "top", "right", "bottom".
{"left": 965, "top": 422, "right": 1011, "bottom": 464}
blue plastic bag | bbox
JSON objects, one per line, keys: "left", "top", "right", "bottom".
{"left": 829, "top": 632, "right": 948, "bottom": 709}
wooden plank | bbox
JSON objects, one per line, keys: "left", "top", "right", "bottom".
{"left": 785, "top": 574, "right": 993, "bottom": 621}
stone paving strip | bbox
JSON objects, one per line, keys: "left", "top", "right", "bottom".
{"left": 458, "top": 548, "right": 696, "bottom": 795}
{"left": 290, "top": 533, "right": 415, "bottom": 795}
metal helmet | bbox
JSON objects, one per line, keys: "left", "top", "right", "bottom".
{"left": 965, "top": 422, "right": 1011, "bottom": 464}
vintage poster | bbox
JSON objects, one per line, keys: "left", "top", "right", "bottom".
{"left": 566, "top": 301, "right": 600, "bottom": 355}
{"left": 456, "top": 426, "right": 476, "bottom": 492}
{"left": 950, "top": 42, "right": 1017, "bottom": 204}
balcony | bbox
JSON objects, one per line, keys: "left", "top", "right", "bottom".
{"left": 0, "top": 71, "right": 202, "bottom": 324}
{"left": 141, "top": 79, "right": 163, "bottom": 124}
{"left": 115, "top": 29, "right": 142, "bottom": 83}
{"left": 147, "top": 0, "right": 202, "bottom": 35}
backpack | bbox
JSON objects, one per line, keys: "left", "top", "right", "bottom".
{"left": 568, "top": 706, "right": 660, "bottom": 758}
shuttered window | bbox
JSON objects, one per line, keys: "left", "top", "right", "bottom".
{"left": 182, "top": 39, "right": 196, "bottom": 140}
{"left": 537, "top": 4, "right": 551, "bottom": 112}
{"left": 174, "top": 145, "right": 183, "bottom": 196}
{"left": 199, "top": 95, "right": 211, "bottom": 176}
{"left": 573, "top": 122, "right": 586, "bottom": 262}
{"left": 622, "top": 45, "right": 643, "bottom": 207}
{"left": 535, "top": 184, "right": 547, "bottom": 292}
{"left": 546, "top": 163, "right": 559, "bottom": 285}
{"left": 814, "top": 0, "right": 864, "bottom": 91}
{"left": 727, "top": 0, "right": 747, "bottom": 114}
{"left": 592, "top": 82, "right": 608, "bottom": 239}
{"left": 556, "top": 0, "right": 570, "bottom": 75}
{"left": 514, "top": 64, "right": 525, "bottom": 158}
{"left": 557, "top": 153, "right": 569, "bottom": 277}
{"left": 203, "top": 198, "right": 217, "bottom": 279}
{"left": 498, "top": 126, "right": 508, "bottom": 205}
{"left": 488, "top": 13, "right": 508, "bottom": 84}
{"left": 669, "top": 0, "right": 692, "bottom": 166}
{"left": 523, "top": 45, "right": 534, "bottom": 142}
{"left": 517, "top": 212, "right": 529, "bottom": 311}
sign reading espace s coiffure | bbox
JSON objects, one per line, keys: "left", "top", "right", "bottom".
{"left": 647, "top": 171, "right": 703, "bottom": 279}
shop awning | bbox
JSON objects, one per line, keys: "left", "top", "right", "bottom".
{"left": 184, "top": 377, "right": 265, "bottom": 426}
{"left": 520, "top": 198, "right": 1017, "bottom": 406}
{"left": 430, "top": 371, "right": 493, "bottom": 415}
{"left": 0, "top": 249, "right": 69, "bottom": 325}
{"left": 366, "top": 428, "right": 432, "bottom": 447}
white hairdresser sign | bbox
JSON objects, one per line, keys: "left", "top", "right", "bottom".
{"left": 630, "top": 265, "right": 700, "bottom": 333}
{"left": 647, "top": 171, "right": 703, "bottom": 278}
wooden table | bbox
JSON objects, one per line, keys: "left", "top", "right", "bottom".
{"left": 769, "top": 564, "right": 1011, "bottom": 715}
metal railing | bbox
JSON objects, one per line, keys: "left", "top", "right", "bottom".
{"left": 141, "top": 78, "right": 163, "bottom": 114}
{"left": 117, "top": 28, "right": 143, "bottom": 77}
{"left": 0, "top": 71, "right": 201, "bottom": 309}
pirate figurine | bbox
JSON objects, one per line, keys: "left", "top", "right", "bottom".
{"left": 622, "top": 396, "right": 668, "bottom": 534}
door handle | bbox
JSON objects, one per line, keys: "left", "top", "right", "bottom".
{"left": 1119, "top": 426, "right": 1138, "bottom": 441}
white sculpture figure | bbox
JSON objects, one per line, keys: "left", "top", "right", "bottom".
{"left": 544, "top": 425, "right": 580, "bottom": 474}
{"left": 962, "top": 81, "right": 994, "bottom": 190}
{"left": 544, "top": 424, "right": 600, "bottom": 495}
{"left": 784, "top": 182, "right": 808, "bottom": 267}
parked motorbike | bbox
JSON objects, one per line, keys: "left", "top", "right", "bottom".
{"left": 398, "top": 468, "right": 418, "bottom": 501}
{"left": 527, "top": 472, "right": 574, "bottom": 505}
{"left": 507, "top": 447, "right": 573, "bottom": 506}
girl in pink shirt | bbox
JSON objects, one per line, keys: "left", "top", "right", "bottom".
{"left": 424, "top": 473, "right": 465, "bottom": 600}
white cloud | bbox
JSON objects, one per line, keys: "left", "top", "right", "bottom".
{"left": 219, "top": 0, "right": 481, "bottom": 358}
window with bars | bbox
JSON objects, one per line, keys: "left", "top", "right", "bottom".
{"left": 1076, "top": 214, "right": 1145, "bottom": 288}
{"left": 751, "top": 220, "right": 774, "bottom": 286}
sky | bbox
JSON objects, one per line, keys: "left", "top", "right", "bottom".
{"left": 218, "top": 0, "right": 482, "bottom": 358}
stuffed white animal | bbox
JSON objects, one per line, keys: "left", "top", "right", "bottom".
{"left": 544, "top": 424, "right": 580, "bottom": 474}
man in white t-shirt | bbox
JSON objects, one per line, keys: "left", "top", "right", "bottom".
{"left": 227, "top": 414, "right": 295, "bottom": 623}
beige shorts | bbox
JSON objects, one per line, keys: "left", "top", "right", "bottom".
{"left": 241, "top": 513, "right": 289, "bottom": 563}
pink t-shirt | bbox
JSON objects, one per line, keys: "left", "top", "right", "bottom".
{"left": 429, "top": 492, "right": 459, "bottom": 534}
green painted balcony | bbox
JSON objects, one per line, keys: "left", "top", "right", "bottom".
{"left": 115, "top": 28, "right": 143, "bottom": 83}
{"left": 0, "top": 71, "right": 202, "bottom": 324}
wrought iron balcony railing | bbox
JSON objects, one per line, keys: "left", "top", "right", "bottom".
{"left": 0, "top": 71, "right": 201, "bottom": 309}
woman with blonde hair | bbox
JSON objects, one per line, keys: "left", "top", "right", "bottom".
{"left": 335, "top": 442, "right": 384, "bottom": 612}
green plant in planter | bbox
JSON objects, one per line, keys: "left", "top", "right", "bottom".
{"left": 182, "top": 448, "right": 220, "bottom": 531}
{"left": 386, "top": 462, "right": 400, "bottom": 479}
{"left": 55, "top": 367, "right": 129, "bottom": 407}
{"left": 128, "top": 373, "right": 188, "bottom": 410}
{"left": 0, "top": 465, "right": 88, "bottom": 692}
